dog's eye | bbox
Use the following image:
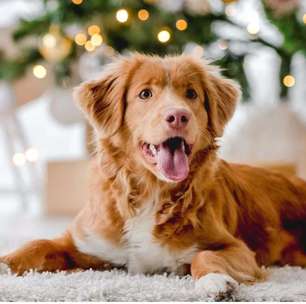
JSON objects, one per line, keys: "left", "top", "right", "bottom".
{"left": 185, "top": 88, "right": 198, "bottom": 100}
{"left": 139, "top": 89, "right": 152, "bottom": 100}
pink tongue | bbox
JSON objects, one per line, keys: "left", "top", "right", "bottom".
{"left": 156, "top": 143, "right": 189, "bottom": 182}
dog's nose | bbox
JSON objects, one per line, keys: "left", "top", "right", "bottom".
{"left": 165, "top": 108, "right": 191, "bottom": 129}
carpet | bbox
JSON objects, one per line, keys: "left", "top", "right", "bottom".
{"left": 2, "top": 261, "right": 306, "bottom": 301}
{"left": 1, "top": 217, "right": 306, "bottom": 301}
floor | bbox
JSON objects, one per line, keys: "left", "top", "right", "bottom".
{"left": 0, "top": 214, "right": 71, "bottom": 254}
{"left": 1, "top": 215, "right": 306, "bottom": 301}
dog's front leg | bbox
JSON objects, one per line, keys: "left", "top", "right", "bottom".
{"left": 0, "top": 232, "right": 109, "bottom": 275}
{"left": 191, "top": 240, "right": 265, "bottom": 297}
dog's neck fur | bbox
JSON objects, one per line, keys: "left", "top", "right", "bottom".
{"left": 94, "top": 135, "right": 220, "bottom": 233}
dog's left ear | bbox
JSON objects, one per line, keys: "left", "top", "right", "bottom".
{"left": 73, "top": 58, "right": 130, "bottom": 139}
{"left": 205, "top": 72, "right": 240, "bottom": 137}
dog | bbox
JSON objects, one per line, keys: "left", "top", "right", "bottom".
{"left": 2, "top": 53, "right": 306, "bottom": 296}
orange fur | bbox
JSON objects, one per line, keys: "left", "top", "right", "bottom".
{"left": 2, "top": 54, "right": 306, "bottom": 287}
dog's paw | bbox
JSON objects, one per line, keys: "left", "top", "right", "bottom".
{"left": 195, "top": 273, "right": 238, "bottom": 299}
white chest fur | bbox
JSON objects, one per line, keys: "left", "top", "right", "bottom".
{"left": 72, "top": 203, "right": 197, "bottom": 274}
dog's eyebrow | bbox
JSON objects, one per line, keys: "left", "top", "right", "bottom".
{"left": 130, "top": 74, "right": 167, "bottom": 89}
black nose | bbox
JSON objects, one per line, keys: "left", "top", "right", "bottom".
{"left": 165, "top": 108, "right": 191, "bottom": 129}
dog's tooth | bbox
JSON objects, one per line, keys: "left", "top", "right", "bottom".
{"left": 149, "top": 144, "right": 157, "bottom": 156}
{"left": 181, "top": 140, "right": 185, "bottom": 152}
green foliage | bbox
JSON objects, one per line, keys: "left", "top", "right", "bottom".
{"left": 0, "top": 0, "right": 305, "bottom": 100}
{"left": 263, "top": 3, "right": 306, "bottom": 97}
{"left": 0, "top": 48, "right": 42, "bottom": 80}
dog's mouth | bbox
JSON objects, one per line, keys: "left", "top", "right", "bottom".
{"left": 140, "top": 136, "right": 193, "bottom": 182}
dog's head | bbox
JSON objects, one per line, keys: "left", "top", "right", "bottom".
{"left": 75, "top": 54, "right": 240, "bottom": 183}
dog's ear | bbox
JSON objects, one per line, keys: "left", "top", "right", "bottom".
{"left": 74, "top": 58, "right": 130, "bottom": 139}
{"left": 205, "top": 71, "right": 240, "bottom": 137}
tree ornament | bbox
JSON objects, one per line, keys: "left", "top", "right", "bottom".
{"left": 39, "top": 25, "right": 72, "bottom": 63}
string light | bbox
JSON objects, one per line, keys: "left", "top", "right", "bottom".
{"left": 33, "top": 65, "right": 47, "bottom": 79}
{"left": 71, "top": 0, "right": 83, "bottom": 4}
{"left": 74, "top": 33, "right": 87, "bottom": 46}
{"left": 42, "top": 33, "right": 56, "bottom": 48}
{"left": 12, "top": 153, "right": 26, "bottom": 167}
{"left": 88, "top": 25, "right": 101, "bottom": 36}
{"left": 283, "top": 75, "right": 295, "bottom": 87}
{"left": 247, "top": 22, "right": 260, "bottom": 35}
{"left": 176, "top": 19, "right": 188, "bottom": 31}
{"left": 39, "top": 25, "right": 72, "bottom": 63}
{"left": 157, "top": 30, "right": 171, "bottom": 43}
{"left": 91, "top": 34, "right": 103, "bottom": 46}
{"left": 138, "top": 9, "right": 150, "bottom": 21}
{"left": 303, "top": 13, "right": 306, "bottom": 24}
{"left": 84, "top": 41, "right": 95, "bottom": 52}
{"left": 116, "top": 9, "right": 129, "bottom": 23}
{"left": 25, "top": 148, "right": 39, "bottom": 162}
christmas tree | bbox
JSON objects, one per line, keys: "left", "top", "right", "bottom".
{"left": 0, "top": 0, "right": 305, "bottom": 99}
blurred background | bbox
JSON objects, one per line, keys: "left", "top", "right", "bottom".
{"left": 0, "top": 0, "right": 305, "bottom": 241}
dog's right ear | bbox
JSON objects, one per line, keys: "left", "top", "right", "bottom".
{"left": 74, "top": 58, "right": 130, "bottom": 139}
{"left": 206, "top": 73, "right": 240, "bottom": 137}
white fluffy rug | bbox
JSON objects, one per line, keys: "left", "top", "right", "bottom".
{"left": 1, "top": 264, "right": 306, "bottom": 301}
{"left": 1, "top": 217, "right": 306, "bottom": 301}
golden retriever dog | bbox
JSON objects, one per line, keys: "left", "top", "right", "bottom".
{"left": 2, "top": 53, "right": 306, "bottom": 296}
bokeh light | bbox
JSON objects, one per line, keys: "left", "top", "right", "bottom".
{"left": 176, "top": 19, "right": 188, "bottom": 31}
{"left": 283, "top": 75, "right": 295, "bottom": 87}
{"left": 74, "top": 33, "right": 87, "bottom": 45}
{"left": 138, "top": 9, "right": 150, "bottom": 21}
{"left": 33, "top": 65, "right": 47, "bottom": 79}
{"left": 157, "top": 30, "right": 171, "bottom": 43}
{"left": 116, "top": 9, "right": 129, "bottom": 23}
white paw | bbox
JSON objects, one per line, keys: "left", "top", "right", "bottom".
{"left": 0, "top": 262, "right": 11, "bottom": 275}
{"left": 195, "top": 273, "right": 238, "bottom": 298}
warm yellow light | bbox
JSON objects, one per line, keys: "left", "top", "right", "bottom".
{"left": 91, "top": 34, "right": 103, "bottom": 46}
{"left": 25, "top": 148, "right": 39, "bottom": 162}
{"left": 283, "top": 75, "right": 295, "bottom": 87}
{"left": 74, "top": 33, "right": 87, "bottom": 46}
{"left": 84, "top": 41, "right": 95, "bottom": 52}
{"left": 247, "top": 23, "right": 260, "bottom": 35}
{"left": 71, "top": 0, "right": 83, "bottom": 5}
{"left": 157, "top": 30, "right": 171, "bottom": 43}
{"left": 42, "top": 33, "right": 56, "bottom": 48}
{"left": 88, "top": 25, "right": 101, "bottom": 36}
{"left": 138, "top": 9, "right": 150, "bottom": 21}
{"left": 33, "top": 65, "right": 47, "bottom": 79}
{"left": 12, "top": 153, "right": 26, "bottom": 167}
{"left": 176, "top": 19, "right": 188, "bottom": 31}
{"left": 303, "top": 13, "right": 306, "bottom": 24}
{"left": 116, "top": 9, "right": 129, "bottom": 23}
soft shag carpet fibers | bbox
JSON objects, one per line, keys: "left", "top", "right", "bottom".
{"left": 1, "top": 217, "right": 306, "bottom": 301}
{"left": 1, "top": 264, "right": 306, "bottom": 301}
